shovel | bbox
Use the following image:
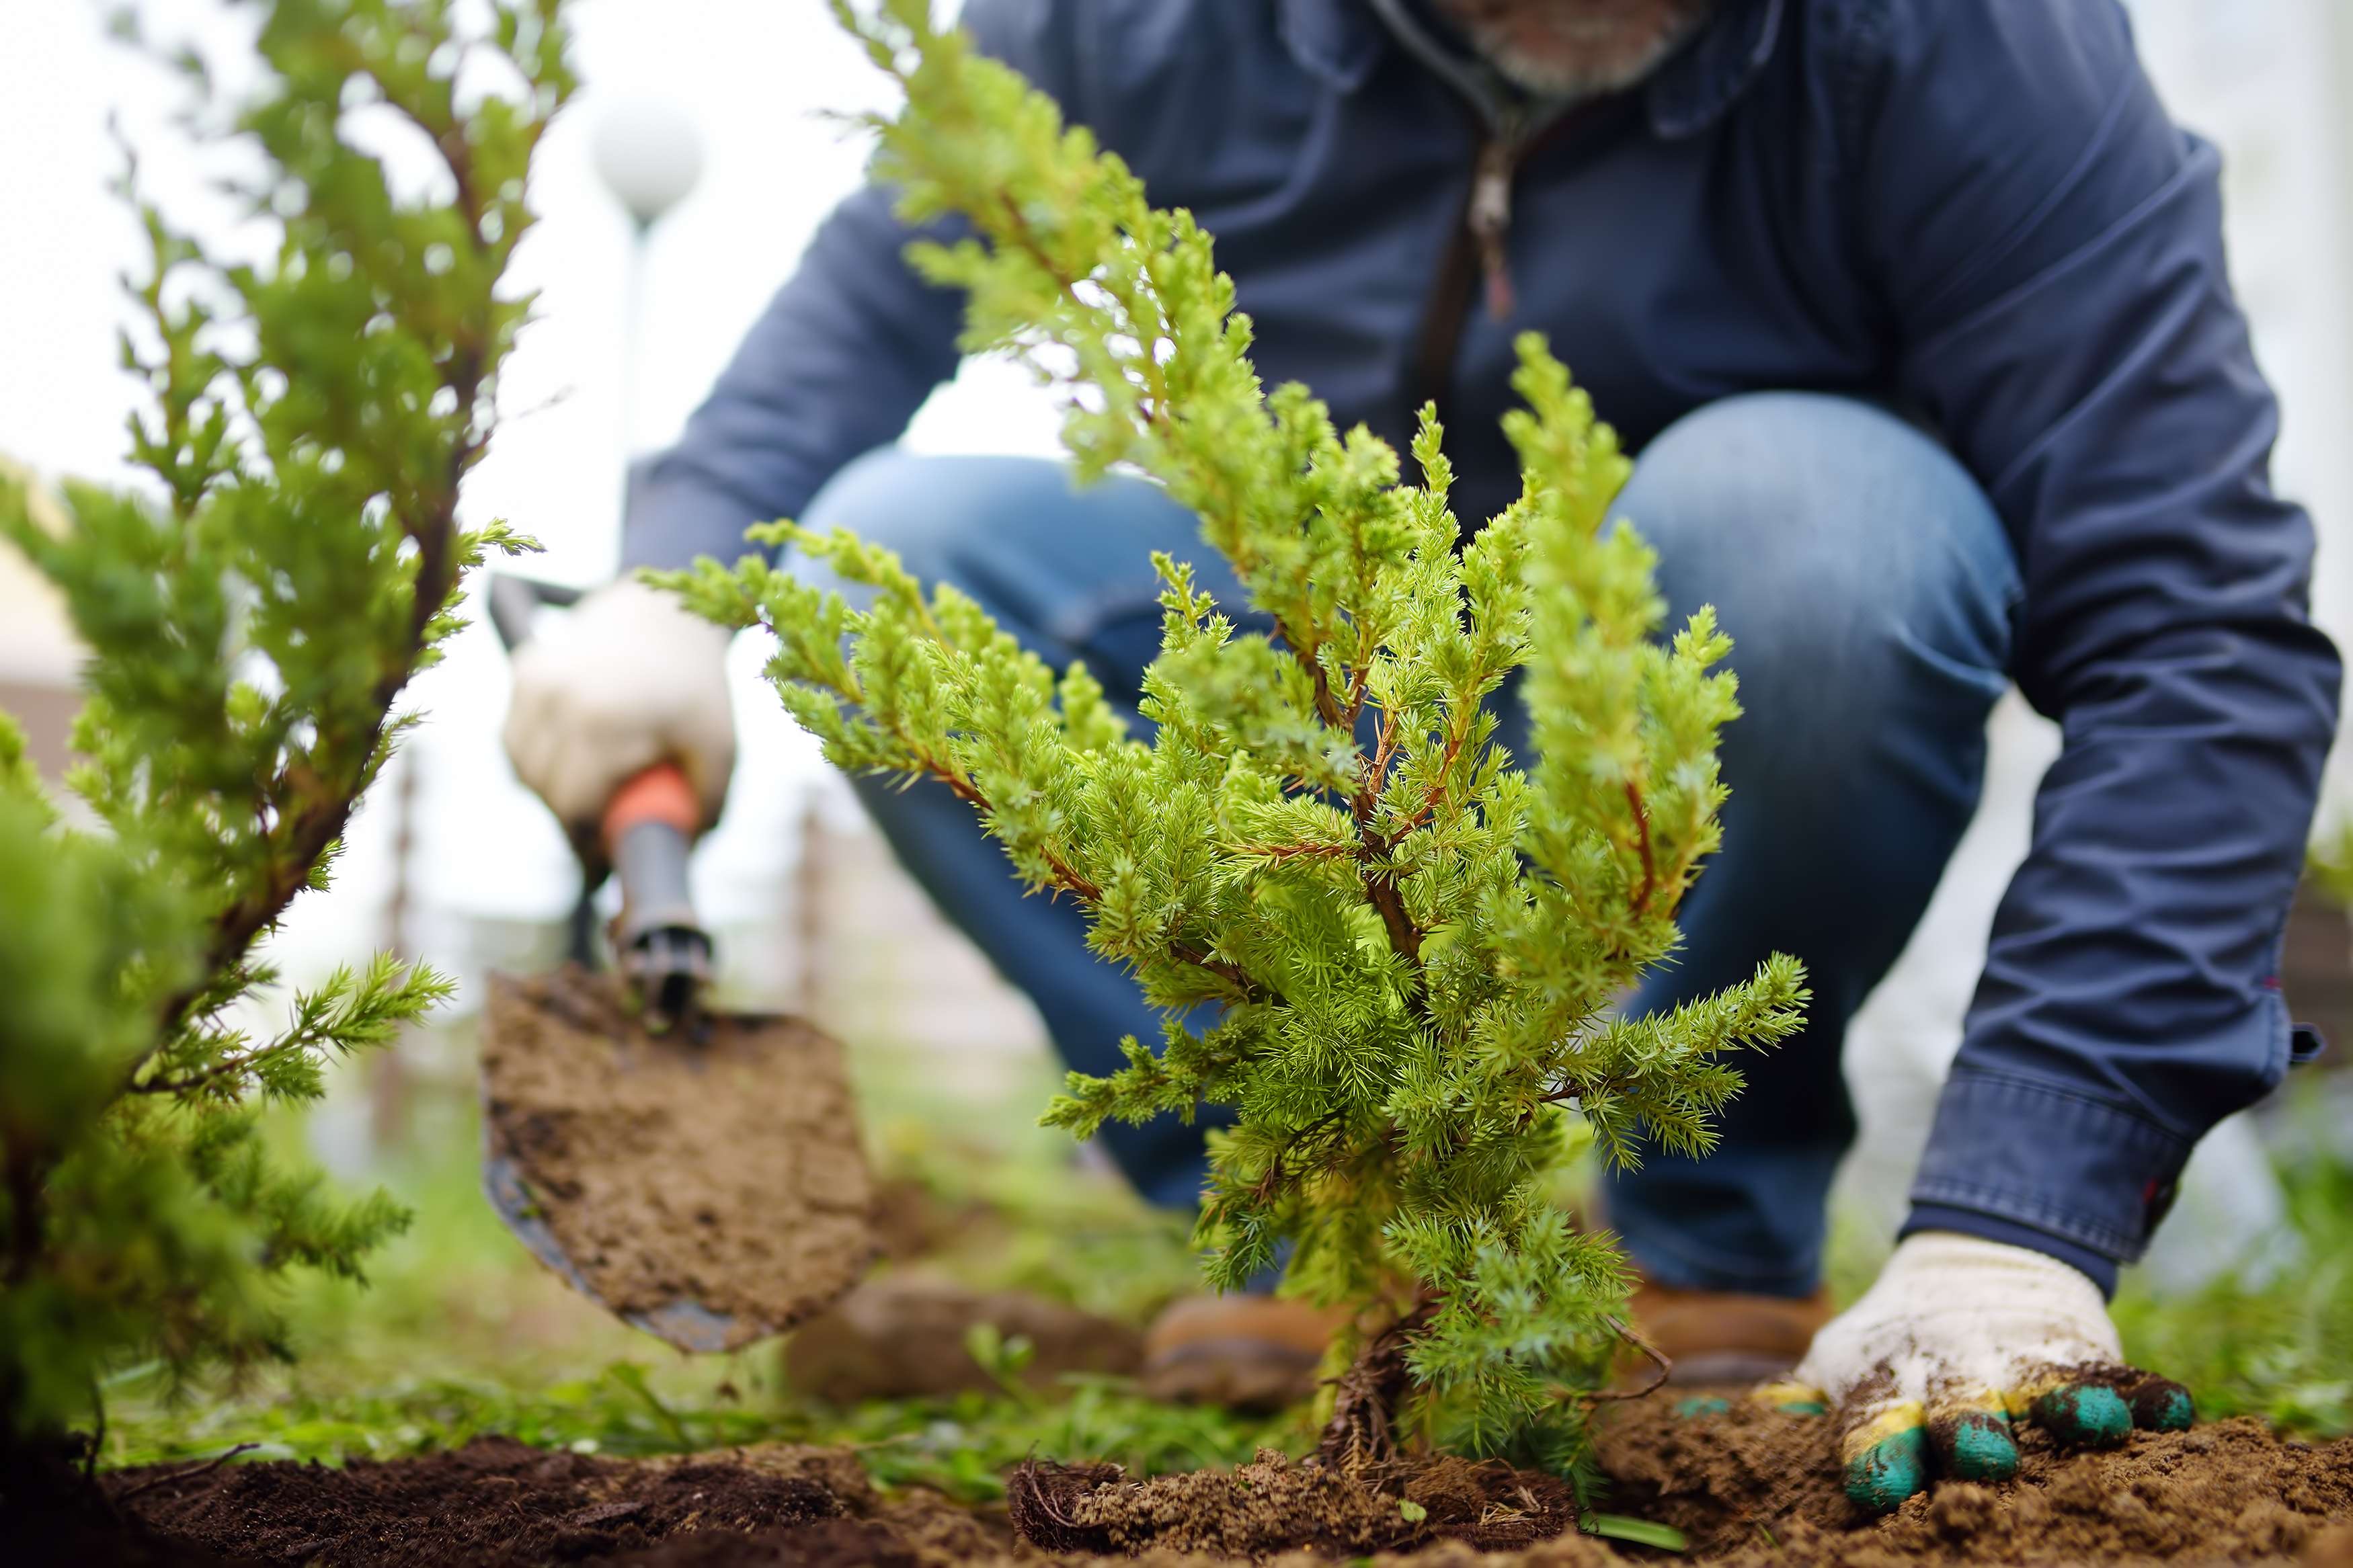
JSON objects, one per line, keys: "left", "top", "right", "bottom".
{"left": 477, "top": 573, "right": 877, "bottom": 1353}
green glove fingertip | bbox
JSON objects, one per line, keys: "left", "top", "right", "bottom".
{"left": 1841, "top": 1404, "right": 1929, "bottom": 1514}
{"left": 2127, "top": 1375, "right": 2195, "bottom": 1432}
{"left": 1845, "top": 1428, "right": 1927, "bottom": 1513}
{"left": 1929, "top": 1405, "right": 2020, "bottom": 1483}
{"left": 2029, "top": 1381, "right": 2133, "bottom": 1448}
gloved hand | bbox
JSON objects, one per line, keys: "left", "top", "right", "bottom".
{"left": 502, "top": 577, "right": 736, "bottom": 848}
{"left": 1761, "top": 1231, "right": 2193, "bottom": 1513}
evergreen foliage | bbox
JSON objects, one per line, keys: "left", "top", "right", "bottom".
{"left": 661, "top": 0, "right": 1805, "bottom": 1472}
{"left": 0, "top": 0, "right": 571, "bottom": 1450}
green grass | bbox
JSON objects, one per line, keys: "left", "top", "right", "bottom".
{"left": 98, "top": 1040, "right": 1303, "bottom": 1497}
{"left": 100, "top": 1030, "right": 2350, "bottom": 1499}
{"left": 2112, "top": 1145, "right": 2353, "bottom": 1438}
{"left": 103, "top": 1364, "right": 1302, "bottom": 1503}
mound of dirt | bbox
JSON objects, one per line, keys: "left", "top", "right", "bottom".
{"left": 100, "top": 1436, "right": 869, "bottom": 1567}
{"left": 1007, "top": 1450, "right": 1582, "bottom": 1558}
{"left": 78, "top": 1403, "right": 2353, "bottom": 1567}
{"left": 1593, "top": 1395, "right": 2353, "bottom": 1566}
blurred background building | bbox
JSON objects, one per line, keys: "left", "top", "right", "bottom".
{"left": 0, "top": 489, "right": 77, "bottom": 778}
{"left": 1, "top": 0, "right": 2348, "bottom": 1279}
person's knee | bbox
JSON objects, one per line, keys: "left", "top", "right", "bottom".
{"left": 798, "top": 447, "right": 1004, "bottom": 587}
{"left": 1618, "top": 393, "right": 2018, "bottom": 682}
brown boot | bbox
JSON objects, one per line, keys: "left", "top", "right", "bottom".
{"left": 1624, "top": 1276, "right": 1835, "bottom": 1386}
{"left": 1140, "top": 1295, "right": 1353, "bottom": 1412}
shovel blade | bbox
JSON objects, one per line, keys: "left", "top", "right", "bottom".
{"left": 481, "top": 968, "right": 876, "bottom": 1354}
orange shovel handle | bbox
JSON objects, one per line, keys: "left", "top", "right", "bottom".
{"left": 601, "top": 762, "right": 699, "bottom": 856}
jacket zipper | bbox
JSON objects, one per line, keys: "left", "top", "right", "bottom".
{"left": 1467, "top": 134, "right": 1521, "bottom": 320}
{"left": 1408, "top": 96, "right": 1626, "bottom": 442}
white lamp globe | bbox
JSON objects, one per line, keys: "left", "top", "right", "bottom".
{"left": 592, "top": 100, "right": 705, "bottom": 229}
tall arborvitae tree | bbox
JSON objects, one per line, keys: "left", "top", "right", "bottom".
{"left": 663, "top": 0, "right": 1804, "bottom": 1476}
{"left": 0, "top": 0, "right": 571, "bottom": 1479}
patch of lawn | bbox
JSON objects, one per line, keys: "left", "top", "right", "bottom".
{"left": 103, "top": 1362, "right": 1303, "bottom": 1502}
{"left": 2112, "top": 1143, "right": 2353, "bottom": 1438}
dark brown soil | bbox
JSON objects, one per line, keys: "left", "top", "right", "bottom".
{"left": 99, "top": 1437, "right": 856, "bottom": 1566}
{"left": 73, "top": 1402, "right": 2353, "bottom": 1567}
{"left": 480, "top": 968, "right": 877, "bottom": 1350}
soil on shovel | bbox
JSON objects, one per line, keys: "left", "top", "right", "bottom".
{"left": 81, "top": 1401, "right": 2353, "bottom": 1567}
{"left": 481, "top": 968, "right": 876, "bottom": 1340}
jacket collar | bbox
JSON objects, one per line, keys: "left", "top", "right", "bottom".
{"left": 1277, "top": 0, "right": 1387, "bottom": 92}
{"left": 1277, "top": 0, "right": 1785, "bottom": 139}
{"left": 1645, "top": 0, "right": 1785, "bottom": 138}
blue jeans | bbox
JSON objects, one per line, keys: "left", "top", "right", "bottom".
{"left": 800, "top": 394, "right": 2020, "bottom": 1295}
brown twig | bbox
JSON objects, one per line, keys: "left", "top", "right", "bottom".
{"left": 1361, "top": 868, "right": 1425, "bottom": 971}
{"left": 1231, "top": 840, "right": 1355, "bottom": 864}
{"left": 1579, "top": 1315, "right": 1673, "bottom": 1404}
{"left": 114, "top": 1443, "right": 260, "bottom": 1502}
{"left": 1622, "top": 780, "right": 1656, "bottom": 915}
{"left": 1537, "top": 1068, "right": 1638, "bottom": 1108}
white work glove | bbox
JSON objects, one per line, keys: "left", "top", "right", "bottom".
{"left": 1761, "top": 1232, "right": 2193, "bottom": 1513}
{"left": 502, "top": 577, "right": 735, "bottom": 848}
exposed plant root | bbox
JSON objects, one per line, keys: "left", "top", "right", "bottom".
{"left": 1004, "top": 1459, "right": 1123, "bottom": 1555}
{"left": 1318, "top": 1303, "right": 1433, "bottom": 1472}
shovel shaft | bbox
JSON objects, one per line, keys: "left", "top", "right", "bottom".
{"left": 604, "top": 764, "right": 711, "bottom": 1022}
{"left": 602, "top": 761, "right": 700, "bottom": 848}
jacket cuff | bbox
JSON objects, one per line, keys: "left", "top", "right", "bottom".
{"left": 1898, "top": 1204, "right": 2119, "bottom": 1298}
{"left": 1904, "top": 1067, "right": 2193, "bottom": 1288}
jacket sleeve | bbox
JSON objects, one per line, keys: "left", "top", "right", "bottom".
{"left": 1837, "top": 0, "right": 2342, "bottom": 1284}
{"left": 621, "top": 0, "right": 1079, "bottom": 572}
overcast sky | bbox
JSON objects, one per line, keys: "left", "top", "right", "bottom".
{"left": 0, "top": 0, "right": 1064, "bottom": 981}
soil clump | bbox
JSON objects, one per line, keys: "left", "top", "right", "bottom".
{"left": 480, "top": 968, "right": 876, "bottom": 1346}
{"left": 1007, "top": 1449, "right": 1584, "bottom": 1557}
{"left": 75, "top": 1401, "right": 2353, "bottom": 1566}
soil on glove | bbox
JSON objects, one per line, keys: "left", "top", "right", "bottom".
{"left": 83, "top": 1403, "right": 2353, "bottom": 1566}
{"left": 1594, "top": 1394, "right": 2353, "bottom": 1566}
{"left": 481, "top": 968, "right": 876, "bottom": 1346}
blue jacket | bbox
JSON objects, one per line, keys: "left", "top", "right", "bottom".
{"left": 630, "top": 0, "right": 2341, "bottom": 1284}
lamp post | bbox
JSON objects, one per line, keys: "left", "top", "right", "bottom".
{"left": 591, "top": 99, "right": 705, "bottom": 461}
{"left": 564, "top": 101, "right": 703, "bottom": 965}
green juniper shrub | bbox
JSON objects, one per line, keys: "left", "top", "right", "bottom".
{"left": 0, "top": 0, "right": 572, "bottom": 1476}
{"left": 660, "top": 0, "right": 1807, "bottom": 1481}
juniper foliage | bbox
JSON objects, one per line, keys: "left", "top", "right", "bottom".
{"left": 662, "top": 0, "right": 1806, "bottom": 1471}
{"left": 0, "top": 0, "right": 571, "bottom": 1448}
